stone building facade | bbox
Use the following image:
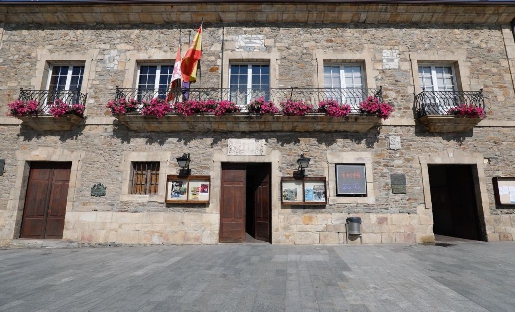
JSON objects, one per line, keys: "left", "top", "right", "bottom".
{"left": 1, "top": 1, "right": 515, "bottom": 245}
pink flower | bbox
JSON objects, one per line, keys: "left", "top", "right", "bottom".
{"left": 7, "top": 100, "right": 39, "bottom": 116}
{"left": 106, "top": 98, "right": 138, "bottom": 115}
{"left": 49, "top": 99, "right": 71, "bottom": 117}
{"left": 214, "top": 100, "right": 240, "bottom": 116}
{"left": 280, "top": 100, "right": 313, "bottom": 116}
{"left": 318, "top": 100, "right": 351, "bottom": 117}
{"left": 359, "top": 96, "right": 394, "bottom": 119}
{"left": 448, "top": 104, "right": 485, "bottom": 118}
{"left": 141, "top": 98, "right": 172, "bottom": 118}
{"left": 247, "top": 97, "right": 279, "bottom": 115}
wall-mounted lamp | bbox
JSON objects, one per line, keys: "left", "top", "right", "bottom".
{"left": 295, "top": 154, "right": 310, "bottom": 177}
{"left": 176, "top": 153, "right": 191, "bottom": 176}
{"left": 0, "top": 159, "right": 4, "bottom": 176}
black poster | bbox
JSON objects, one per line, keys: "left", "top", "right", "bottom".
{"left": 336, "top": 164, "right": 367, "bottom": 195}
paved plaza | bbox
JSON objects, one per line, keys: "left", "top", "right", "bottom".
{"left": 1, "top": 241, "right": 515, "bottom": 312}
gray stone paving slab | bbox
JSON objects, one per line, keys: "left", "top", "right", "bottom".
{"left": 1, "top": 242, "right": 515, "bottom": 311}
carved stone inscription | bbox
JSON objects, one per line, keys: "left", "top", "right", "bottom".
{"left": 236, "top": 35, "right": 265, "bottom": 52}
{"left": 382, "top": 50, "right": 399, "bottom": 69}
{"left": 228, "top": 139, "right": 266, "bottom": 156}
{"left": 389, "top": 136, "right": 401, "bottom": 150}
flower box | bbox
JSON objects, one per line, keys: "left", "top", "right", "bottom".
{"left": 18, "top": 114, "right": 84, "bottom": 131}
{"left": 419, "top": 115, "right": 482, "bottom": 133}
{"left": 116, "top": 113, "right": 382, "bottom": 133}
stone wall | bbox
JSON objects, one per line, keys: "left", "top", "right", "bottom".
{"left": 1, "top": 21, "right": 515, "bottom": 245}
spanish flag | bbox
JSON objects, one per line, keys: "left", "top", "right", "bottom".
{"left": 166, "top": 47, "right": 182, "bottom": 102}
{"left": 181, "top": 25, "right": 202, "bottom": 83}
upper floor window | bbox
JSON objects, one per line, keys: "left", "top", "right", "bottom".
{"left": 324, "top": 64, "right": 364, "bottom": 107}
{"left": 418, "top": 65, "right": 456, "bottom": 92}
{"left": 229, "top": 64, "right": 270, "bottom": 106}
{"left": 137, "top": 65, "right": 174, "bottom": 100}
{"left": 418, "top": 65, "right": 458, "bottom": 113}
{"left": 46, "top": 65, "right": 85, "bottom": 93}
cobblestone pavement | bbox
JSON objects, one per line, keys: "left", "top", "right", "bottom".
{"left": 1, "top": 241, "right": 515, "bottom": 312}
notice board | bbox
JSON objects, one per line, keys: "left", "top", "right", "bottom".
{"left": 336, "top": 164, "right": 367, "bottom": 195}
{"left": 493, "top": 177, "right": 515, "bottom": 207}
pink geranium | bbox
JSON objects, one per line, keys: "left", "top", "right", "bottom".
{"left": 214, "top": 100, "right": 240, "bottom": 116}
{"left": 247, "top": 97, "right": 279, "bottom": 115}
{"left": 141, "top": 98, "right": 172, "bottom": 118}
{"left": 280, "top": 99, "right": 313, "bottom": 116}
{"left": 448, "top": 104, "right": 485, "bottom": 118}
{"left": 7, "top": 100, "right": 39, "bottom": 116}
{"left": 106, "top": 98, "right": 139, "bottom": 115}
{"left": 359, "top": 96, "right": 394, "bottom": 119}
{"left": 318, "top": 100, "right": 351, "bottom": 117}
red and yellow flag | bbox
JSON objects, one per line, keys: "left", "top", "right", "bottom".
{"left": 181, "top": 25, "right": 202, "bottom": 83}
{"left": 166, "top": 47, "right": 182, "bottom": 102}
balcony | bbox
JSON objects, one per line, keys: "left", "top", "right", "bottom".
{"left": 414, "top": 90, "right": 485, "bottom": 133}
{"left": 113, "top": 87, "right": 385, "bottom": 133}
{"left": 13, "top": 89, "right": 87, "bottom": 131}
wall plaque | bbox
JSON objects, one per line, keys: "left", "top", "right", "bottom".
{"left": 390, "top": 174, "right": 406, "bottom": 194}
{"left": 236, "top": 35, "right": 265, "bottom": 51}
{"left": 389, "top": 136, "right": 401, "bottom": 150}
{"left": 91, "top": 183, "right": 106, "bottom": 197}
{"left": 228, "top": 139, "right": 266, "bottom": 156}
{"left": 382, "top": 49, "right": 399, "bottom": 69}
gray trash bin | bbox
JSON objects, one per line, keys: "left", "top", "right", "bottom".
{"left": 346, "top": 217, "right": 362, "bottom": 235}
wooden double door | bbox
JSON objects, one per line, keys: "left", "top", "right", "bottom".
{"left": 20, "top": 162, "right": 72, "bottom": 239}
{"left": 220, "top": 163, "right": 271, "bottom": 243}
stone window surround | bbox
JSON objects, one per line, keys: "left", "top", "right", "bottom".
{"left": 120, "top": 151, "right": 170, "bottom": 203}
{"left": 326, "top": 151, "right": 375, "bottom": 204}
{"left": 123, "top": 50, "right": 174, "bottom": 88}
{"left": 409, "top": 51, "right": 473, "bottom": 93}
{"left": 221, "top": 51, "right": 280, "bottom": 88}
{"left": 9, "top": 147, "right": 84, "bottom": 239}
{"left": 33, "top": 48, "right": 98, "bottom": 91}
{"left": 314, "top": 49, "right": 377, "bottom": 90}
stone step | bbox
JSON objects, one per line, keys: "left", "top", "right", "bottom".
{"left": 8, "top": 239, "right": 79, "bottom": 249}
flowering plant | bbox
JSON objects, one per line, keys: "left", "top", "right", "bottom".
{"left": 214, "top": 100, "right": 240, "bottom": 116}
{"left": 247, "top": 97, "right": 279, "bottom": 115}
{"left": 106, "top": 98, "right": 139, "bottom": 115}
{"left": 7, "top": 100, "right": 39, "bottom": 116}
{"left": 318, "top": 100, "right": 351, "bottom": 117}
{"left": 48, "top": 99, "right": 85, "bottom": 117}
{"left": 174, "top": 100, "right": 217, "bottom": 116}
{"left": 141, "top": 98, "right": 172, "bottom": 118}
{"left": 280, "top": 99, "right": 313, "bottom": 116}
{"left": 447, "top": 104, "right": 485, "bottom": 118}
{"left": 359, "top": 96, "right": 394, "bottom": 119}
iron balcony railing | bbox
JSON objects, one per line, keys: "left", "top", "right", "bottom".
{"left": 19, "top": 88, "right": 88, "bottom": 115}
{"left": 115, "top": 86, "right": 383, "bottom": 114}
{"left": 414, "top": 89, "right": 484, "bottom": 117}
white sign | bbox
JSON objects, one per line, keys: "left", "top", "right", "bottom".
{"left": 236, "top": 35, "right": 265, "bottom": 51}
{"left": 382, "top": 50, "right": 399, "bottom": 69}
{"left": 228, "top": 139, "right": 266, "bottom": 156}
{"left": 388, "top": 136, "right": 401, "bottom": 150}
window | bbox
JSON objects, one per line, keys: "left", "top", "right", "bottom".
{"left": 137, "top": 65, "right": 174, "bottom": 100}
{"left": 418, "top": 65, "right": 458, "bottom": 113}
{"left": 229, "top": 64, "right": 270, "bottom": 107}
{"left": 45, "top": 65, "right": 85, "bottom": 104}
{"left": 130, "top": 162, "right": 160, "bottom": 195}
{"left": 324, "top": 64, "right": 364, "bottom": 108}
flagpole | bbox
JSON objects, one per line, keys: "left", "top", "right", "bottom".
{"left": 220, "top": 26, "right": 225, "bottom": 100}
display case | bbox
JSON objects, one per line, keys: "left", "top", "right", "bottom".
{"left": 281, "top": 177, "right": 327, "bottom": 205}
{"left": 166, "top": 175, "right": 210, "bottom": 204}
{"left": 493, "top": 177, "right": 515, "bottom": 207}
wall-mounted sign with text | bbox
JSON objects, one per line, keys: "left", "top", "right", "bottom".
{"left": 336, "top": 164, "right": 367, "bottom": 196}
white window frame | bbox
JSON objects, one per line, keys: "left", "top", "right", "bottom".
{"left": 136, "top": 64, "right": 174, "bottom": 93}
{"left": 323, "top": 63, "right": 365, "bottom": 108}
{"left": 418, "top": 64, "right": 459, "bottom": 114}
{"left": 45, "top": 64, "right": 85, "bottom": 92}
{"left": 229, "top": 63, "right": 270, "bottom": 109}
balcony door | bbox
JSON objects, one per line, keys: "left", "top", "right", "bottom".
{"left": 418, "top": 65, "right": 458, "bottom": 114}
{"left": 229, "top": 64, "right": 270, "bottom": 109}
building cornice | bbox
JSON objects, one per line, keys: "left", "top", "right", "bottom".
{"left": 0, "top": 2, "right": 514, "bottom": 25}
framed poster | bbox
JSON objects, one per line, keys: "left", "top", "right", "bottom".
{"left": 166, "top": 175, "right": 210, "bottom": 203}
{"left": 336, "top": 164, "right": 367, "bottom": 196}
{"left": 493, "top": 177, "right": 515, "bottom": 207}
{"left": 281, "top": 177, "right": 327, "bottom": 205}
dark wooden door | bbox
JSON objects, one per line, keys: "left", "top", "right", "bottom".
{"left": 254, "top": 166, "right": 271, "bottom": 242}
{"left": 220, "top": 164, "right": 246, "bottom": 243}
{"left": 20, "top": 162, "right": 71, "bottom": 239}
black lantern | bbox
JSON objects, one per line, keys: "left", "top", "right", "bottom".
{"left": 176, "top": 153, "right": 191, "bottom": 176}
{"left": 296, "top": 154, "right": 310, "bottom": 177}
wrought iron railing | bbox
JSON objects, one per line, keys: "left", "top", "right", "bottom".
{"left": 18, "top": 88, "right": 88, "bottom": 115}
{"left": 115, "top": 86, "right": 383, "bottom": 114}
{"left": 414, "top": 89, "right": 484, "bottom": 117}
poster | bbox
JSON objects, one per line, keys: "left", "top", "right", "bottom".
{"left": 166, "top": 175, "right": 210, "bottom": 203}
{"left": 167, "top": 180, "right": 188, "bottom": 201}
{"left": 305, "top": 180, "right": 326, "bottom": 203}
{"left": 282, "top": 180, "right": 303, "bottom": 202}
{"left": 189, "top": 180, "right": 209, "bottom": 201}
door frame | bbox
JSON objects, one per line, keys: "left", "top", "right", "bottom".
{"left": 8, "top": 147, "right": 83, "bottom": 240}
{"left": 212, "top": 150, "right": 281, "bottom": 244}
{"left": 419, "top": 152, "right": 489, "bottom": 241}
